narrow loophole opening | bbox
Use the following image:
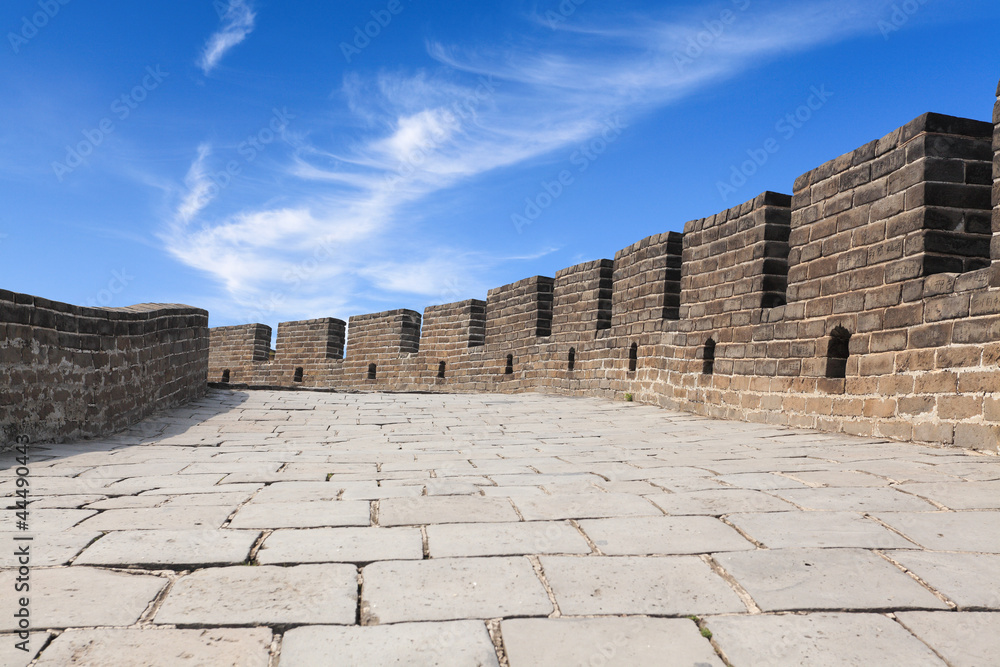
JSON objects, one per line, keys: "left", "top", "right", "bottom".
{"left": 221, "top": 369, "right": 230, "bottom": 384}
{"left": 293, "top": 367, "right": 303, "bottom": 383}
{"left": 505, "top": 354, "right": 514, "bottom": 375}
{"left": 826, "top": 326, "right": 851, "bottom": 379}
{"left": 437, "top": 361, "right": 446, "bottom": 379}
{"left": 628, "top": 343, "right": 638, "bottom": 373}
{"left": 367, "top": 363, "right": 377, "bottom": 381}
{"left": 703, "top": 339, "right": 716, "bottom": 376}
{"left": 568, "top": 348, "right": 576, "bottom": 372}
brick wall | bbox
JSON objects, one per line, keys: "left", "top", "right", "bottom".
{"left": 1, "top": 290, "right": 208, "bottom": 445}
{"left": 205, "top": 82, "right": 1000, "bottom": 453}
{"left": 485, "top": 276, "right": 554, "bottom": 346}
{"left": 420, "top": 300, "right": 486, "bottom": 357}
{"left": 552, "top": 260, "right": 613, "bottom": 341}
{"left": 612, "top": 232, "right": 682, "bottom": 336}
{"left": 993, "top": 80, "right": 1000, "bottom": 286}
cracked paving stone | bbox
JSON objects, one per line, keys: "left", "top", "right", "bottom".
{"left": 875, "top": 512, "right": 1000, "bottom": 552}
{"left": 501, "top": 617, "right": 725, "bottom": 667}
{"left": 895, "top": 612, "right": 1000, "bottom": 667}
{"left": 0, "top": 567, "right": 165, "bottom": 630}
{"left": 257, "top": 527, "right": 423, "bottom": 564}
{"left": 73, "top": 529, "right": 261, "bottom": 568}
{"left": 539, "top": 555, "right": 746, "bottom": 616}
{"left": 377, "top": 496, "right": 520, "bottom": 526}
{"left": 713, "top": 548, "right": 949, "bottom": 612}
{"left": 0, "top": 531, "right": 101, "bottom": 567}
{"left": 155, "top": 564, "right": 357, "bottom": 626}
{"left": 887, "top": 551, "right": 1000, "bottom": 609}
{"left": 74, "top": 506, "right": 235, "bottom": 531}
{"left": 33, "top": 628, "right": 273, "bottom": 667}
{"left": 361, "top": 557, "right": 552, "bottom": 624}
{"left": 706, "top": 613, "right": 946, "bottom": 666}
{"left": 725, "top": 511, "right": 917, "bottom": 549}
{"left": 227, "top": 500, "right": 372, "bottom": 529}
{"left": 511, "top": 493, "right": 662, "bottom": 521}
{"left": 279, "top": 621, "right": 500, "bottom": 666}
{"left": 425, "top": 521, "right": 592, "bottom": 558}
{"left": 0, "top": 633, "right": 49, "bottom": 667}
{"left": 577, "top": 516, "right": 754, "bottom": 555}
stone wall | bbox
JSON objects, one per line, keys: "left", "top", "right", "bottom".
{"left": 208, "top": 90, "right": 1000, "bottom": 453}
{"left": 1, "top": 290, "right": 208, "bottom": 445}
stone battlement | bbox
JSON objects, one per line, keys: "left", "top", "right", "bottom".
{"left": 4, "top": 82, "right": 998, "bottom": 450}
{"left": 206, "top": 95, "right": 1000, "bottom": 452}
{"left": 1, "top": 291, "right": 208, "bottom": 444}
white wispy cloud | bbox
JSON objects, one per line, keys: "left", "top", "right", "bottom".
{"left": 164, "top": 0, "right": 894, "bottom": 325}
{"left": 199, "top": 0, "right": 256, "bottom": 75}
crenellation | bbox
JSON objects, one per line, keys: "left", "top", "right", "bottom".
{"left": 485, "top": 276, "right": 555, "bottom": 347}
{"left": 551, "top": 260, "right": 614, "bottom": 341}
{"left": 612, "top": 232, "right": 682, "bottom": 335}
{"left": 420, "top": 299, "right": 487, "bottom": 357}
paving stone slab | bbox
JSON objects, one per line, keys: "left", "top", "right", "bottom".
{"left": 74, "top": 529, "right": 260, "bottom": 568}
{"left": 378, "top": 496, "right": 519, "bottom": 526}
{"left": 340, "top": 484, "right": 425, "bottom": 500}
{"left": 578, "top": 516, "right": 754, "bottom": 555}
{"left": 888, "top": 551, "right": 1000, "bottom": 609}
{"left": 23, "top": 509, "right": 97, "bottom": 532}
{"left": 706, "top": 613, "right": 945, "bottom": 666}
{"left": 229, "top": 500, "right": 371, "bottom": 528}
{"left": 713, "top": 473, "right": 812, "bottom": 490}
{"left": 279, "top": 621, "right": 499, "bottom": 666}
{"left": 27, "top": 494, "right": 107, "bottom": 509}
{"left": 361, "top": 557, "right": 552, "bottom": 624}
{"left": 501, "top": 617, "right": 724, "bottom": 667}
{"left": 896, "top": 481, "right": 1000, "bottom": 509}
{"left": 875, "top": 512, "right": 1000, "bottom": 552}
{"left": 726, "top": 511, "right": 917, "bottom": 549}
{"left": 0, "top": 531, "right": 100, "bottom": 567}
{"left": 0, "top": 632, "right": 49, "bottom": 667}
{"left": 249, "top": 482, "right": 343, "bottom": 503}
{"left": 75, "top": 506, "right": 235, "bottom": 531}
{"left": 34, "top": 628, "right": 272, "bottom": 667}
{"left": 648, "top": 489, "right": 796, "bottom": 515}
{"left": 426, "top": 521, "right": 591, "bottom": 558}
{"left": 0, "top": 567, "right": 165, "bottom": 630}
{"left": 785, "top": 470, "right": 893, "bottom": 487}
{"left": 714, "top": 548, "right": 949, "bottom": 612}
{"left": 895, "top": 612, "right": 1000, "bottom": 667}
{"left": 101, "top": 475, "right": 226, "bottom": 494}
{"left": 773, "top": 487, "right": 938, "bottom": 512}
{"left": 512, "top": 493, "right": 662, "bottom": 521}
{"left": 155, "top": 564, "right": 357, "bottom": 626}
{"left": 644, "top": 476, "right": 729, "bottom": 493}
{"left": 539, "top": 555, "right": 746, "bottom": 616}
{"left": 258, "top": 527, "right": 423, "bottom": 564}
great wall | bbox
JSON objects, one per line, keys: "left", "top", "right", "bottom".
{"left": 3, "top": 80, "right": 1000, "bottom": 453}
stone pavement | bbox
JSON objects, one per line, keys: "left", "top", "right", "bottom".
{"left": 2, "top": 390, "right": 999, "bottom": 666}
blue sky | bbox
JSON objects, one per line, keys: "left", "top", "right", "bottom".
{"left": 2, "top": 0, "right": 998, "bottom": 331}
